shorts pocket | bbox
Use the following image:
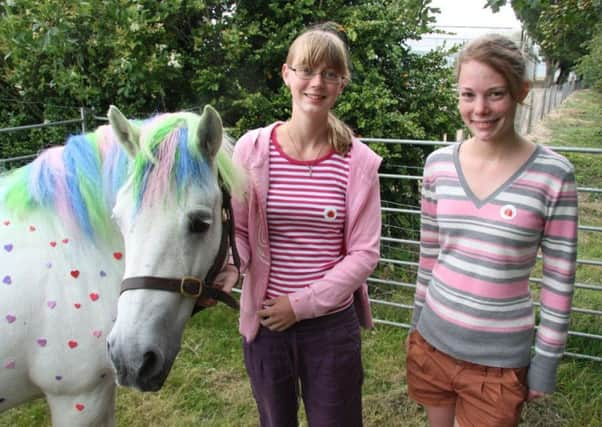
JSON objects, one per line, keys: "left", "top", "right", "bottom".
{"left": 406, "top": 330, "right": 429, "bottom": 369}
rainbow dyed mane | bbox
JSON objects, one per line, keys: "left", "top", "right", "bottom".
{"left": 0, "top": 112, "right": 243, "bottom": 242}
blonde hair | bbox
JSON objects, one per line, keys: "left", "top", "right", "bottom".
{"left": 456, "top": 34, "right": 528, "bottom": 101}
{"left": 287, "top": 23, "right": 354, "bottom": 154}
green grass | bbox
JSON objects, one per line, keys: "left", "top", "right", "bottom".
{"left": 2, "top": 89, "right": 602, "bottom": 426}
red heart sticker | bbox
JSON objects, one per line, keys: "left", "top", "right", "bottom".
{"left": 75, "top": 403, "right": 85, "bottom": 411}
{"left": 89, "top": 293, "right": 99, "bottom": 302}
{"left": 62, "top": 238, "right": 69, "bottom": 244}
{"left": 113, "top": 252, "right": 123, "bottom": 260}
{"left": 68, "top": 340, "right": 78, "bottom": 349}
{"left": 49, "top": 241, "right": 57, "bottom": 247}
{"left": 70, "top": 270, "right": 80, "bottom": 279}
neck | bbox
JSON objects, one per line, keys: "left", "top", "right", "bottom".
{"left": 468, "top": 133, "right": 527, "bottom": 160}
{"left": 286, "top": 117, "right": 329, "bottom": 150}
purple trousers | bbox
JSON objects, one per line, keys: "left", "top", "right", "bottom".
{"left": 243, "top": 306, "right": 364, "bottom": 427}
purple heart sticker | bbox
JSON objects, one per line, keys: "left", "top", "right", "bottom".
{"left": 3, "top": 244, "right": 13, "bottom": 252}
{"left": 99, "top": 270, "right": 107, "bottom": 277}
{"left": 47, "top": 301, "right": 57, "bottom": 309}
{"left": 5, "top": 314, "right": 16, "bottom": 323}
{"left": 36, "top": 338, "right": 47, "bottom": 347}
{"left": 55, "top": 375, "right": 62, "bottom": 381}
{"left": 2, "top": 276, "right": 11, "bottom": 285}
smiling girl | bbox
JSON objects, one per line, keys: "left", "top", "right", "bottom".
{"left": 406, "top": 34, "right": 579, "bottom": 427}
{"left": 232, "top": 22, "right": 382, "bottom": 426}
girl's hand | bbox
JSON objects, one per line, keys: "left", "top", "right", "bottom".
{"left": 195, "top": 264, "right": 239, "bottom": 309}
{"left": 258, "top": 296, "right": 297, "bottom": 331}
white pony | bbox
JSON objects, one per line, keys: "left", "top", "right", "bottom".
{"left": 0, "top": 105, "right": 242, "bottom": 426}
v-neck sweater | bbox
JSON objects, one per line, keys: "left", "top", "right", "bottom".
{"left": 411, "top": 143, "right": 578, "bottom": 393}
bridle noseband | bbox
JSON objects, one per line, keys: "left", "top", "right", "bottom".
{"left": 120, "top": 184, "right": 240, "bottom": 316}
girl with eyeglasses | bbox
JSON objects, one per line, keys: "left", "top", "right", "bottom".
{"left": 232, "top": 22, "right": 382, "bottom": 426}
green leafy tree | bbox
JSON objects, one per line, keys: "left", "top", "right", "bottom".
{"left": 576, "top": 23, "right": 602, "bottom": 92}
{"left": 0, "top": 0, "right": 463, "bottom": 214}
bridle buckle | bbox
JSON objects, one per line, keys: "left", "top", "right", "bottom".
{"left": 180, "top": 276, "right": 203, "bottom": 298}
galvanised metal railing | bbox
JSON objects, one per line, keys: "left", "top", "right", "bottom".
{"left": 2, "top": 119, "right": 600, "bottom": 362}
{"left": 364, "top": 138, "right": 602, "bottom": 362}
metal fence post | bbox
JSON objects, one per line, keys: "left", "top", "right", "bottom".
{"left": 80, "top": 107, "right": 86, "bottom": 134}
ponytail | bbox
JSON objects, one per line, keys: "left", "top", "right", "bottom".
{"left": 328, "top": 112, "right": 353, "bottom": 155}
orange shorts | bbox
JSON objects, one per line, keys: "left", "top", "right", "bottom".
{"left": 406, "top": 330, "right": 528, "bottom": 427}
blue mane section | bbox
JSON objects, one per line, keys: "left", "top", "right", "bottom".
{"left": 62, "top": 134, "right": 102, "bottom": 238}
{"left": 101, "top": 141, "right": 129, "bottom": 210}
{"left": 175, "top": 129, "right": 210, "bottom": 194}
{"left": 29, "top": 156, "right": 55, "bottom": 207}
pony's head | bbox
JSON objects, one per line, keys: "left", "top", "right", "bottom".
{"left": 106, "top": 105, "right": 242, "bottom": 391}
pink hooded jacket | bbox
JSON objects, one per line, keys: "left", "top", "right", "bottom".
{"left": 233, "top": 122, "right": 382, "bottom": 342}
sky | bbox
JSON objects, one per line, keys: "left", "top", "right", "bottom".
{"left": 430, "top": 0, "right": 521, "bottom": 31}
{"left": 410, "top": 0, "right": 522, "bottom": 52}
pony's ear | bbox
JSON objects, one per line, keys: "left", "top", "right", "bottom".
{"left": 108, "top": 105, "right": 140, "bottom": 158}
{"left": 197, "top": 105, "right": 223, "bottom": 161}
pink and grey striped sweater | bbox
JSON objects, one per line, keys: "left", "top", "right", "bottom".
{"left": 411, "top": 143, "right": 578, "bottom": 393}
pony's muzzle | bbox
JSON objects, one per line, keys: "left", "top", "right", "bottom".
{"left": 107, "top": 337, "right": 167, "bottom": 391}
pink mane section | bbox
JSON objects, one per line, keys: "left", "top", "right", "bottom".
{"left": 35, "top": 147, "right": 80, "bottom": 233}
{"left": 97, "top": 125, "right": 115, "bottom": 160}
{"left": 142, "top": 130, "right": 179, "bottom": 206}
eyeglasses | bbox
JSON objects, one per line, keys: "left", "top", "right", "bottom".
{"left": 288, "top": 66, "right": 345, "bottom": 84}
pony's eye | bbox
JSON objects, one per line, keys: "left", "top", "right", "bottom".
{"left": 187, "top": 212, "right": 212, "bottom": 234}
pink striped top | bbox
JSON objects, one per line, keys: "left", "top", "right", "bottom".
{"left": 266, "top": 127, "right": 352, "bottom": 313}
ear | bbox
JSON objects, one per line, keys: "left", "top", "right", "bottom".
{"left": 282, "top": 63, "right": 291, "bottom": 87}
{"left": 197, "top": 104, "right": 223, "bottom": 161}
{"left": 108, "top": 105, "right": 140, "bottom": 158}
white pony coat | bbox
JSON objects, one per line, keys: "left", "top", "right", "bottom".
{"left": 1, "top": 208, "right": 123, "bottom": 425}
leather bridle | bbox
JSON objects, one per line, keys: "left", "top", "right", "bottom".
{"left": 120, "top": 184, "right": 240, "bottom": 316}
